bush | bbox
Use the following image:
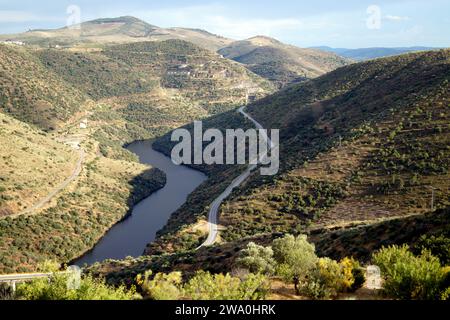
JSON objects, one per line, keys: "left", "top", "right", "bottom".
{"left": 235, "top": 242, "right": 276, "bottom": 275}
{"left": 183, "top": 271, "right": 268, "bottom": 300}
{"left": 340, "top": 257, "right": 365, "bottom": 292}
{"left": 272, "top": 235, "right": 318, "bottom": 295}
{"left": 137, "top": 271, "right": 182, "bottom": 300}
{"left": 413, "top": 235, "right": 450, "bottom": 265}
{"left": 300, "top": 258, "right": 346, "bottom": 299}
{"left": 373, "top": 245, "right": 445, "bottom": 300}
{"left": 16, "top": 274, "right": 138, "bottom": 300}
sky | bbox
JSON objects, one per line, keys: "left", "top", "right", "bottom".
{"left": 0, "top": 0, "right": 449, "bottom": 48}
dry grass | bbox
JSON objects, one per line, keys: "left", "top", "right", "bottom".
{"left": 0, "top": 113, "right": 78, "bottom": 215}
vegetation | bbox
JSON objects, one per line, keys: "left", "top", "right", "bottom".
{"left": 137, "top": 270, "right": 268, "bottom": 300}
{"left": 373, "top": 245, "right": 448, "bottom": 300}
{"left": 271, "top": 235, "right": 318, "bottom": 295}
{"left": 235, "top": 242, "right": 276, "bottom": 275}
{"left": 0, "top": 44, "right": 88, "bottom": 130}
{"left": 14, "top": 262, "right": 138, "bottom": 300}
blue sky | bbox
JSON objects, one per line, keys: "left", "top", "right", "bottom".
{"left": 0, "top": 0, "right": 449, "bottom": 48}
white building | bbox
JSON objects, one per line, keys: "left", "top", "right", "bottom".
{"left": 79, "top": 119, "right": 88, "bottom": 129}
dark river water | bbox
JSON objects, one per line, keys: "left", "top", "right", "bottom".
{"left": 74, "top": 140, "right": 207, "bottom": 266}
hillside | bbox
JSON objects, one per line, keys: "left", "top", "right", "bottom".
{"left": 0, "top": 38, "right": 274, "bottom": 273}
{"left": 0, "top": 44, "right": 89, "bottom": 130}
{"left": 219, "top": 36, "right": 350, "bottom": 88}
{"left": 220, "top": 49, "right": 450, "bottom": 241}
{"left": 0, "top": 16, "right": 233, "bottom": 51}
{"left": 36, "top": 39, "right": 273, "bottom": 154}
{"left": 0, "top": 113, "right": 79, "bottom": 216}
{"left": 146, "top": 50, "right": 450, "bottom": 257}
{"left": 313, "top": 46, "right": 440, "bottom": 61}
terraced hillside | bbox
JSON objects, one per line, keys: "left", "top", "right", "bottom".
{"left": 219, "top": 36, "right": 350, "bottom": 88}
{"left": 36, "top": 39, "right": 273, "bottom": 156}
{"left": 146, "top": 50, "right": 449, "bottom": 256}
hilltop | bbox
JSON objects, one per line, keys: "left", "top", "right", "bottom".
{"left": 219, "top": 36, "right": 350, "bottom": 88}
{"left": 0, "top": 16, "right": 233, "bottom": 51}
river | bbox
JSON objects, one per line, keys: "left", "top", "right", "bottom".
{"left": 74, "top": 140, "right": 207, "bottom": 266}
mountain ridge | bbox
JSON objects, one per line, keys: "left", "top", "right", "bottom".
{"left": 219, "top": 36, "right": 351, "bottom": 88}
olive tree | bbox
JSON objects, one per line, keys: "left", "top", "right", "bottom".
{"left": 272, "top": 234, "right": 318, "bottom": 295}
{"left": 236, "top": 242, "right": 276, "bottom": 275}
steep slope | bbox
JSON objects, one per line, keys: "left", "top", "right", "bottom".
{"left": 219, "top": 36, "right": 350, "bottom": 88}
{"left": 0, "top": 44, "right": 89, "bottom": 130}
{"left": 220, "top": 49, "right": 450, "bottom": 241}
{"left": 0, "top": 16, "right": 233, "bottom": 52}
{"left": 146, "top": 50, "right": 449, "bottom": 254}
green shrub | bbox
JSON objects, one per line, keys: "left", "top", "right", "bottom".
{"left": 373, "top": 245, "right": 445, "bottom": 300}
{"left": 236, "top": 242, "right": 276, "bottom": 275}
{"left": 413, "top": 235, "right": 450, "bottom": 265}
{"left": 300, "top": 258, "right": 346, "bottom": 299}
{"left": 183, "top": 271, "right": 268, "bottom": 300}
{"left": 16, "top": 273, "right": 138, "bottom": 300}
{"left": 137, "top": 271, "right": 182, "bottom": 300}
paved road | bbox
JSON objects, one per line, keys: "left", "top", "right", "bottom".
{"left": 198, "top": 106, "right": 272, "bottom": 248}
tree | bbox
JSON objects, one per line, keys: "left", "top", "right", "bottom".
{"left": 236, "top": 242, "right": 276, "bottom": 275}
{"left": 272, "top": 235, "right": 318, "bottom": 295}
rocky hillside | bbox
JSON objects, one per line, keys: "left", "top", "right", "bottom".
{"left": 219, "top": 36, "right": 350, "bottom": 88}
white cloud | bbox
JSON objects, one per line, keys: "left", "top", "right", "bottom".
{"left": 204, "top": 16, "right": 302, "bottom": 39}
{"left": 385, "top": 15, "right": 410, "bottom": 22}
{"left": 0, "top": 10, "right": 63, "bottom": 23}
{"left": 0, "top": 11, "right": 40, "bottom": 22}
{"left": 103, "top": 4, "right": 304, "bottom": 40}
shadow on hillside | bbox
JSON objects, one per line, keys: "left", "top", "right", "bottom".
{"left": 125, "top": 167, "right": 167, "bottom": 217}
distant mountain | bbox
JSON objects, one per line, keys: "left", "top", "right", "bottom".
{"left": 219, "top": 36, "right": 351, "bottom": 88}
{"left": 311, "top": 46, "right": 440, "bottom": 61}
{"left": 0, "top": 16, "right": 233, "bottom": 51}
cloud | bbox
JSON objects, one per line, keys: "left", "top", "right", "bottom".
{"left": 384, "top": 15, "right": 410, "bottom": 21}
{"left": 204, "top": 16, "right": 303, "bottom": 39}
{"left": 103, "top": 4, "right": 303, "bottom": 40}
{"left": 0, "top": 10, "right": 63, "bottom": 23}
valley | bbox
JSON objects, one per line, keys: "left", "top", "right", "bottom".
{"left": 0, "top": 13, "right": 449, "bottom": 302}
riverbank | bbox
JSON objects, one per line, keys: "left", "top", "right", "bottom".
{"left": 74, "top": 140, "right": 206, "bottom": 266}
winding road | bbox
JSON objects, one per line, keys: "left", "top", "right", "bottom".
{"left": 198, "top": 106, "right": 272, "bottom": 248}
